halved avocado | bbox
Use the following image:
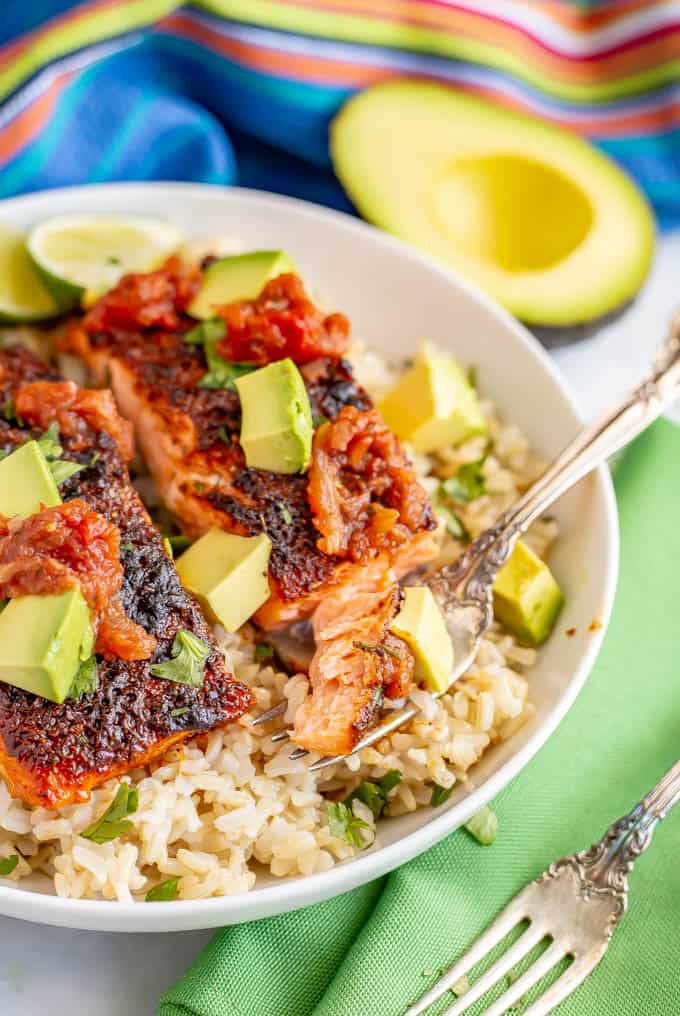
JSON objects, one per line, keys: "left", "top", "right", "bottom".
{"left": 331, "top": 81, "right": 655, "bottom": 336}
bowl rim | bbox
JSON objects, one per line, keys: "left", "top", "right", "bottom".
{"left": 0, "top": 182, "right": 619, "bottom": 932}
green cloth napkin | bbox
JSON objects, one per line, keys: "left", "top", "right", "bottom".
{"left": 161, "top": 419, "right": 680, "bottom": 1016}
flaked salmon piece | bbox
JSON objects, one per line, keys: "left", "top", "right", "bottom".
{"left": 293, "top": 575, "right": 414, "bottom": 757}
{"left": 0, "top": 346, "right": 252, "bottom": 809}
{"left": 60, "top": 264, "right": 438, "bottom": 630}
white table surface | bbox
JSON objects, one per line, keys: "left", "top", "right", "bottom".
{"left": 1, "top": 230, "right": 678, "bottom": 1016}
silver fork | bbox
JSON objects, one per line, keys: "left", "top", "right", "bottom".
{"left": 254, "top": 316, "right": 680, "bottom": 769}
{"left": 404, "top": 758, "right": 680, "bottom": 1016}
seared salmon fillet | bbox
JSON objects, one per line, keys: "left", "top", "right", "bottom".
{"left": 0, "top": 345, "right": 252, "bottom": 809}
{"left": 61, "top": 264, "right": 438, "bottom": 630}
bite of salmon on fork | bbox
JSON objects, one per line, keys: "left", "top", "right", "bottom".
{"left": 0, "top": 345, "right": 252, "bottom": 809}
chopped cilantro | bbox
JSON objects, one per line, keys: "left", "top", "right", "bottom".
{"left": 81, "top": 783, "right": 138, "bottom": 844}
{"left": 184, "top": 318, "right": 226, "bottom": 346}
{"left": 352, "top": 640, "right": 402, "bottom": 660}
{"left": 105, "top": 256, "right": 122, "bottom": 266}
{"left": 326, "top": 801, "right": 370, "bottom": 848}
{"left": 312, "top": 413, "right": 328, "bottom": 429}
{"left": 439, "top": 459, "right": 487, "bottom": 504}
{"left": 430, "top": 782, "right": 454, "bottom": 808}
{"left": 0, "top": 855, "right": 19, "bottom": 876}
{"left": 35, "top": 422, "right": 86, "bottom": 485}
{"left": 67, "top": 655, "right": 98, "bottom": 700}
{"left": 217, "top": 426, "right": 231, "bottom": 444}
{"left": 120, "top": 542, "right": 135, "bottom": 553}
{"left": 145, "top": 877, "right": 180, "bottom": 902}
{"left": 277, "top": 502, "right": 293, "bottom": 526}
{"left": 150, "top": 629, "right": 210, "bottom": 687}
{"left": 346, "top": 770, "right": 402, "bottom": 819}
{"left": 2, "top": 399, "right": 15, "bottom": 421}
{"left": 433, "top": 498, "right": 469, "bottom": 541}
{"left": 77, "top": 735, "right": 88, "bottom": 747}
{"left": 170, "top": 706, "right": 189, "bottom": 718}
{"left": 37, "top": 422, "right": 62, "bottom": 459}
{"left": 48, "top": 458, "right": 86, "bottom": 484}
{"left": 254, "top": 643, "right": 275, "bottom": 662}
{"left": 464, "top": 806, "right": 498, "bottom": 845}
{"left": 184, "top": 317, "right": 255, "bottom": 390}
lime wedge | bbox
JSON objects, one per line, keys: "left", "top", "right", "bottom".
{"left": 27, "top": 214, "right": 184, "bottom": 306}
{"left": 0, "top": 224, "right": 62, "bottom": 323}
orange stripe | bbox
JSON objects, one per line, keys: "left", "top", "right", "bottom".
{"left": 0, "top": 72, "right": 72, "bottom": 164}
{"left": 275, "top": 0, "right": 680, "bottom": 81}
{"left": 158, "top": 13, "right": 391, "bottom": 85}
{"left": 161, "top": 13, "right": 680, "bottom": 135}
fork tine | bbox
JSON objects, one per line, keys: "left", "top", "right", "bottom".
{"left": 289, "top": 746, "right": 308, "bottom": 760}
{"left": 449, "top": 941, "right": 565, "bottom": 1016}
{"left": 251, "top": 701, "right": 287, "bottom": 726}
{"left": 403, "top": 896, "right": 530, "bottom": 1016}
{"left": 520, "top": 957, "right": 590, "bottom": 1016}
{"left": 270, "top": 730, "right": 290, "bottom": 743}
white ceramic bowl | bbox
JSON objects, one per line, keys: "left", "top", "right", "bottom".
{"left": 0, "top": 183, "right": 618, "bottom": 932}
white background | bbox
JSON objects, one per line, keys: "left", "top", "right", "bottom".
{"left": 1, "top": 230, "right": 678, "bottom": 1016}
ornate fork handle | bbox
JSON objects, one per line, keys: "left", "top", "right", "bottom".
{"left": 445, "top": 312, "right": 680, "bottom": 606}
{"left": 544, "top": 759, "right": 680, "bottom": 931}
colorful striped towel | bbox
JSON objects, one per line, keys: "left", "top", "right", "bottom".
{"left": 0, "top": 1, "right": 679, "bottom": 223}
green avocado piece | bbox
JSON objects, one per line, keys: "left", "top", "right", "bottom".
{"left": 176, "top": 529, "right": 272, "bottom": 632}
{"left": 390, "top": 586, "right": 454, "bottom": 694}
{"left": 493, "top": 541, "right": 564, "bottom": 646}
{"left": 235, "top": 358, "right": 313, "bottom": 474}
{"left": 331, "top": 81, "right": 655, "bottom": 333}
{"left": 0, "top": 589, "right": 93, "bottom": 703}
{"left": 0, "top": 440, "right": 61, "bottom": 518}
{"left": 379, "top": 347, "right": 486, "bottom": 453}
{"left": 188, "top": 250, "right": 296, "bottom": 319}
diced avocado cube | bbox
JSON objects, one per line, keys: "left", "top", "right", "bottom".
{"left": 0, "top": 440, "right": 61, "bottom": 518}
{"left": 188, "top": 250, "right": 296, "bottom": 319}
{"left": 493, "top": 540, "right": 564, "bottom": 645}
{"left": 175, "top": 529, "right": 272, "bottom": 632}
{"left": 390, "top": 585, "right": 454, "bottom": 694}
{"left": 0, "top": 589, "right": 93, "bottom": 703}
{"left": 379, "top": 348, "right": 486, "bottom": 453}
{"left": 235, "top": 358, "right": 313, "bottom": 474}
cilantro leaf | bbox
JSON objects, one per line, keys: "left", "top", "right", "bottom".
{"left": 277, "top": 502, "right": 293, "bottom": 525}
{"left": 433, "top": 498, "right": 469, "bottom": 541}
{"left": 150, "top": 629, "right": 210, "bottom": 687}
{"left": 81, "top": 783, "right": 138, "bottom": 844}
{"left": 170, "top": 706, "right": 189, "bottom": 718}
{"left": 48, "top": 458, "right": 86, "bottom": 485}
{"left": 439, "top": 459, "right": 487, "bottom": 504}
{"left": 67, "top": 655, "right": 98, "bottom": 700}
{"left": 145, "top": 877, "right": 180, "bottom": 902}
{"left": 0, "top": 855, "right": 19, "bottom": 876}
{"left": 345, "top": 770, "right": 402, "bottom": 819}
{"left": 36, "top": 422, "right": 86, "bottom": 485}
{"left": 36, "top": 422, "right": 62, "bottom": 459}
{"left": 183, "top": 317, "right": 255, "bottom": 390}
{"left": 326, "top": 801, "right": 370, "bottom": 848}
{"left": 184, "top": 318, "right": 226, "bottom": 346}
{"left": 167, "top": 534, "right": 191, "bottom": 552}
{"left": 254, "top": 643, "right": 275, "bottom": 662}
{"left": 430, "top": 782, "right": 454, "bottom": 808}
{"left": 464, "top": 806, "right": 498, "bottom": 845}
